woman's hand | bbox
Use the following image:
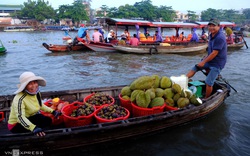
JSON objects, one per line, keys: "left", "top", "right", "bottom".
{"left": 33, "top": 127, "right": 45, "bottom": 137}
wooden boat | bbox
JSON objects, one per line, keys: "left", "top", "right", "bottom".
{"left": 113, "top": 43, "right": 208, "bottom": 54}
{"left": 4, "top": 26, "right": 34, "bottom": 32}
{"left": 0, "top": 80, "right": 230, "bottom": 151}
{"left": 227, "top": 42, "right": 245, "bottom": 50}
{"left": 0, "top": 40, "right": 7, "bottom": 53}
{"left": 42, "top": 43, "right": 89, "bottom": 52}
{"left": 84, "top": 41, "right": 117, "bottom": 52}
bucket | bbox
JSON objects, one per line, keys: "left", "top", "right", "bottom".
{"left": 170, "top": 75, "right": 188, "bottom": 90}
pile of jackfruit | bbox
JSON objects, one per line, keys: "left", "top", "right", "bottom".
{"left": 120, "top": 75, "right": 202, "bottom": 109}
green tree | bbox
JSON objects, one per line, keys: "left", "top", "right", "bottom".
{"left": 201, "top": 8, "right": 220, "bottom": 21}
{"left": 187, "top": 10, "right": 197, "bottom": 21}
{"left": 155, "top": 6, "right": 176, "bottom": 22}
{"left": 243, "top": 8, "right": 250, "bottom": 19}
{"left": 56, "top": 1, "right": 89, "bottom": 24}
{"left": 18, "top": 0, "right": 55, "bottom": 21}
{"left": 134, "top": 0, "right": 156, "bottom": 20}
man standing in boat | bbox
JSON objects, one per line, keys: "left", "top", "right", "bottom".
{"left": 74, "top": 24, "right": 90, "bottom": 44}
{"left": 186, "top": 18, "right": 227, "bottom": 98}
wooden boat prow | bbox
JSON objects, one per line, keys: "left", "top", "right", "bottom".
{"left": 0, "top": 81, "right": 230, "bottom": 151}
{"left": 42, "top": 43, "right": 89, "bottom": 52}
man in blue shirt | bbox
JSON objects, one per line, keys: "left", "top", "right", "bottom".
{"left": 186, "top": 18, "right": 227, "bottom": 98}
{"left": 76, "top": 24, "right": 90, "bottom": 43}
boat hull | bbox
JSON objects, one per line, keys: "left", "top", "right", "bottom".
{"left": 113, "top": 43, "right": 208, "bottom": 54}
{"left": 84, "top": 42, "right": 117, "bottom": 52}
{"left": 0, "top": 82, "right": 230, "bottom": 151}
{"left": 42, "top": 43, "right": 89, "bottom": 52}
{"left": 227, "top": 42, "right": 245, "bottom": 50}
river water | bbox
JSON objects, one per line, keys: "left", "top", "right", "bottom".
{"left": 0, "top": 31, "right": 250, "bottom": 156}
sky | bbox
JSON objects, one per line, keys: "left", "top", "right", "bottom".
{"left": 3, "top": 0, "right": 249, "bottom": 12}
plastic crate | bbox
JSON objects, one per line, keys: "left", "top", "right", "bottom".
{"left": 94, "top": 104, "right": 130, "bottom": 123}
{"left": 84, "top": 93, "right": 115, "bottom": 109}
{"left": 131, "top": 102, "right": 166, "bottom": 117}
{"left": 41, "top": 99, "right": 65, "bottom": 125}
{"left": 0, "top": 112, "right": 4, "bottom": 122}
{"left": 61, "top": 101, "right": 96, "bottom": 128}
{"left": 118, "top": 94, "right": 132, "bottom": 114}
{"left": 165, "top": 104, "right": 178, "bottom": 111}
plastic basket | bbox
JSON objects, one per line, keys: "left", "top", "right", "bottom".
{"left": 41, "top": 99, "right": 65, "bottom": 125}
{"left": 94, "top": 104, "right": 130, "bottom": 123}
{"left": 61, "top": 101, "right": 96, "bottom": 128}
{"left": 131, "top": 102, "right": 166, "bottom": 117}
{"left": 0, "top": 112, "right": 4, "bottom": 122}
{"left": 118, "top": 94, "right": 132, "bottom": 114}
{"left": 84, "top": 93, "right": 115, "bottom": 109}
{"left": 165, "top": 104, "right": 178, "bottom": 111}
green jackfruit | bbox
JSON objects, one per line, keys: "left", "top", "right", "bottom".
{"left": 164, "top": 88, "right": 174, "bottom": 99}
{"left": 177, "top": 98, "right": 190, "bottom": 108}
{"left": 189, "top": 95, "right": 202, "bottom": 106}
{"left": 172, "top": 83, "right": 182, "bottom": 94}
{"left": 155, "top": 88, "right": 164, "bottom": 97}
{"left": 173, "top": 93, "right": 181, "bottom": 103}
{"left": 122, "top": 95, "right": 130, "bottom": 101}
{"left": 130, "top": 76, "right": 155, "bottom": 90}
{"left": 165, "top": 98, "right": 175, "bottom": 107}
{"left": 180, "top": 89, "right": 187, "bottom": 98}
{"left": 160, "top": 76, "right": 172, "bottom": 89}
{"left": 151, "top": 75, "right": 160, "bottom": 88}
{"left": 121, "top": 86, "right": 132, "bottom": 96}
{"left": 131, "top": 90, "right": 143, "bottom": 102}
{"left": 145, "top": 88, "right": 156, "bottom": 99}
{"left": 136, "top": 91, "right": 151, "bottom": 108}
{"left": 149, "top": 97, "right": 165, "bottom": 108}
{"left": 185, "top": 91, "right": 192, "bottom": 99}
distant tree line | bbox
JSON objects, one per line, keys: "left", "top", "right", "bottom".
{"left": 12, "top": 0, "right": 250, "bottom": 25}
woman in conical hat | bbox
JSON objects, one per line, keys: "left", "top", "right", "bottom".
{"left": 8, "top": 72, "right": 61, "bottom": 137}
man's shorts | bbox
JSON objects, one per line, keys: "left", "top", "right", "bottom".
{"left": 191, "top": 63, "right": 221, "bottom": 86}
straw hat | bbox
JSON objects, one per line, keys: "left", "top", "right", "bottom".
{"left": 14, "top": 72, "right": 46, "bottom": 94}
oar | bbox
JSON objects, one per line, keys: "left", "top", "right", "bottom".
{"left": 241, "top": 35, "right": 248, "bottom": 49}
{"left": 195, "top": 65, "right": 238, "bottom": 92}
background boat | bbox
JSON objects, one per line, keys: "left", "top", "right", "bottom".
{"left": 113, "top": 43, "right": 207, "bottom": 54}
{"left": 3, "top": 26, "right": 34, "bottom": 32}
{"left": 0, "top": 40, "right": 6, "bottom": 53}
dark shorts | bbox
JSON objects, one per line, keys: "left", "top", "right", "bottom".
{"left": 191, "top": 63, "right": 221, "bottom": 86}
{"left": 10, "top": 114, "right": 52, "bottom": 133}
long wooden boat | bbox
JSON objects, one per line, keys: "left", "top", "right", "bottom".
{"left": 4, "top": 26, "right": 34, "bottom": 32}
{"left": 42, "top": 43, "right": 89, "bottom": 52}
{"left": 0, "top": 40, "right": 7, "bottom": 53}
{"left": 113, "top": 43, "right": 208, "bottom": 54}
{"left": 227, "top": 42, "right": 245, "bottom": 51}
{"left": 84, "top": 41, "right": 117, "bottom": 52}
{"left": 0, "top": 80, "right": 230, "bottom": 151}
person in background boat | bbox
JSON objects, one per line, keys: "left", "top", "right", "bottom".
{"left": 129, "top": 34, "right": 140, "bottom": 46}
{"left": 106, "top": 30, "right": 116, "bottom": 43}
{"left": 186, "top": 18, "right": 227, "bottom": 99}
{"left": 190, "top": 28, "right": 199, "bottom": 42}
{"left": 98, "top": 28, "right": 105, "bottom": 42}
{"left": 224, "top": 26, "right": 234, "bottom": 44}
{"left": 75, "top": 24, "right": 90, "bottom": 44}
{"left": 92, "top": 28, "right": 104, "bottom": 43}
{"left": 144, "top": 30, "right": 150, "bottom": 39}
{"left": 8, "top": 72, "right": 61, "bottom": 137}
{"left": 179, "top": 32, "right": 184, "bottom": 41}
{"left": 121, "top": 29, "right": 131, "bottom": 41}
{"left": 154, "top": 31, "right": 163, "bottom": 43}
